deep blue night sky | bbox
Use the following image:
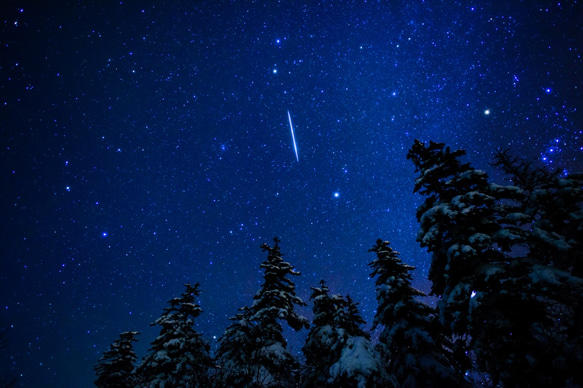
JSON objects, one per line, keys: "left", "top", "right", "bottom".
{"left": 1, "top": 1, "right": 582, "bottom": 386}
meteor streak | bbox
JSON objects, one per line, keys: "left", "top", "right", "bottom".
{"left": 287, "top": 110, "right": 299, "bottom": 162}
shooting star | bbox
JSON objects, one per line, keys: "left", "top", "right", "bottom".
{"left": 287, "top": 110, "right": 299, "bottom": 162}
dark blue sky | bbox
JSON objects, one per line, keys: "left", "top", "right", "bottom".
{"left": 1, "top": 1, "right": 581, "bottom": 386}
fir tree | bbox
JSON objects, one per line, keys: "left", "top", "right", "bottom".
{"left": 369, "top": 239, "right": 467, "bottom": 387}
{"left": 327, "top": 294, "right": 388, "bottom": 388}
{"left": 216, "top": 238, "right": 308, "bottom": 388}
{"left": 408, "top": 141, "right": 583, "bottom": 386}
{"left": 214, "top": 308, "right": 258, "bottom": 387}
{"left": 138, "top": 283, "right": 212, "bottom": 388}
{"left": 339, "top": 295, "right": 368, "bottom": 338}
{"left": 529, "top": 173, "right": 583, "bottom": 275}
{"left": 303, "top": 280, "right": 389, "bottom": 388}
{"left": 484, "top": 151, "right": 583, "bottom": 386}
{"left": 302, "top": 280, "right": 346, "bottom": 387}
{"left": 94, "top": 331, "right": 139, "bottom": 388}
{"left": 407, "top": 139, "right": 502, "bottom": 336}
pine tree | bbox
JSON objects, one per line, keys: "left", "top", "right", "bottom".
{"left": 529, "top": 173, "right": 583, "bottom": 275}
{"left": 302, "top": 280, "right": 346, "bottom": 387}
{"left": 407, "top": 140, "right": 550, "bottom": 385}
{"left": 485, "top": 151, "right": 583, "bottom": 386}
{"left": 327, "top": 294, "right": 389, "bottom": 388}
{"left": 138, "top": 283, "right": 212, "bottom": 388}
{"left": 302, "top": 280, "right": 389, "bottom": 388}
{"left": 407, "top": 140, "right": 502, "bottom": 336}
{"left": 369, "top": 239, "right": 467, "bottom": 387}
{"left": 408, "top": 141, "right": 583, "bottom": 386}
{"left": 94, "top": 331, "right": 139, "bottom": 388}
{"left": 339, "top": 295, "right": 367, "bottom": 338}
{"left": 213, "top": 308, "right": 258, "bottom": 387}
{"left": 215, "top": 238, "right": 308, "bottom": 388}
{"left": 527, "top": 172, "right": 583, "bottom": 386}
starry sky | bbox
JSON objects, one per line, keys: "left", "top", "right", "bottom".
{"left": 1, "top": 1, "right": 582, "bottom": 386}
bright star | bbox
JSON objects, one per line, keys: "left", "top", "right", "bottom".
{"left": 333, "top": 192, "right": 340, "bottom": 198}
{"left": 484, "top": 109, "right": 491, "bottom": 115}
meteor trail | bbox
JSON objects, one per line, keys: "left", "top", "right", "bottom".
{"left": 287, "top": 110, "right": 299, "bottom": 162}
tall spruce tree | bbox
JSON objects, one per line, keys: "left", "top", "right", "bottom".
{"left": 369, "top": 239, "right": 467, "bottom": 387}
{"left": 214, "top": 308, "right": 258, "bottom": 387}
{"left": 94, "top": 331, "right": 139, "bottom": 388}
{"left": 137, "top": 283, "right": 212, "bottom": 388}
{"left": 406, "top": 140, "right": 502, "bottom": 335}
{"left": 216, "top": 238, "right": 308, "bottom": 388}
{"left": 327, "top": 295, "right": 388, "bottom": 388}
{"left": 485, "top": 151, "right": 583, "bottom": 386}
{"left": 302, "top": 280, "right": 389, "bottom": 388}
{"left": 408, "top": 140, "right": 583, "bottom": 386}
{"left": 302, "top": 280, "right": 347, "bottom": 387}
{"left": 407, "top": 140, "right": 542, "bottom": 385}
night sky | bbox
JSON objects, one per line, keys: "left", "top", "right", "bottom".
{"left": 1, "top": 1, "right": 582, "bottom": 386}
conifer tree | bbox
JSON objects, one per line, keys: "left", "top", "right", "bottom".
{"left": 407, "top": 140, "right": 501, "bottom": 335}
{"left": 339, "top": 295, "right": 367, "bottom": 338}
{"left": 529, "top": 173, "right": 583, "bottom": 275}
{"left": 327, "top": 294, "right": 388, "bottom": 388}
{"left": 302, "top": 280, "right": 346, "bottom": 387}
{"left": 94, "top": 331, "right": 139, "bottom": 388}
{"left": 369, "top": 239, "right": 467, "bottom": 387}
{"left": 484, "top": 151, "right": 583, "bottom": 386}
{"left": 214, "top": 308, "right": 258, "bottom": 387}
{"left": 138, "top": 283, "right": 212, "bottom": 388}
{"left": 408, "top": 141, "right": 583, "bottom": 386}
{"left": 216, "top": 238, "right": 308, "bottom": 388}
{"left": 303, "top": 280, "right": 389, "bottom": 388}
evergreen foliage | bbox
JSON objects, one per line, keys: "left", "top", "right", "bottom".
{"left": 303, "top": 280, "right": 389, "bottom": 388}
{"left": 302, "top": 280, "right": 345, "bottom": 387}
{"left": 213, "top": 309, "right": 257, "bottom": 387}
{"left": 92, "top": 142, "right": 582, "bottom": 387}
{"left": 369, "top": 239, "right": 467, "bottom": 387}
{"left": 408, "top": 139, "right": 583, "bottom": 387}
{"left": 215, "top": 238, "right": 308, "bottom": 388}
{"left": 94, "top": 331, "right": 139, "bottom": 388}
{"left": 138, "top": 283, "right": 212, "bottom": 388}
{"left": 407, "top": 139, "right": 502, "bottom": 335}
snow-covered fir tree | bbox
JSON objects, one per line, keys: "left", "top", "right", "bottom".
{"left": 137, "top": 283, "right": 212, "bottom": 388}
{"left": 327, "top": 296, "right": 389, "bottom": 388}
{"left": 213, "top": 308, "right": 258, "bottom": 387}
{"left": 302, "top": 280, "right": 389, "bottom": 388}
{"left": 526, "top": 171, "right": 583, "bottom": 386}
{"left": 302, "top": 280, "right": 345, "bottom": 387}
{"left": 215, "top": 238, "right": 308, "bottom": 388}
{"left": 406, "top": 139, "right": 502, "bottom": 336}
{"left": 369, "top": 239, "right": 468, "bottom": 387}
{"left": 472, "top": 151, "right": 583, "bottom": 387}
{"left": 408, "top": 140, "right": 583, "bottom": 386}
{"left": 529, "top": 173, "right": 583, "bottom": 275}
{"left": 94, "top": 331, "right": 139, "bottom": 388}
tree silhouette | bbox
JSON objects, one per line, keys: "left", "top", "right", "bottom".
{"left": 369, "top": 239, "right": 467, "bottom": 387}
{"left": 94, "top": 331, "right": 139, "bottom": 388}
{"left": 138, "top": 283, "right": 212, "bottom": 388}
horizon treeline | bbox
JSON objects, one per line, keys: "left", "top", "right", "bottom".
{"left": 94, "top": 140, "right": 583, "bottom": 388}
